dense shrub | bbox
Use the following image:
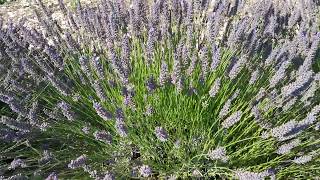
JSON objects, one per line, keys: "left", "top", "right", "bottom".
{"left": 0, "top": 0, "right": 320, "bottom": 179}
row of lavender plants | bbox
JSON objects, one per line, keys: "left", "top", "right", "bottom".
{"left": 1, "top": 0, "right": 320, "bottom": 179}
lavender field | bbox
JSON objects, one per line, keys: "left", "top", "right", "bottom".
{"left": 1, "top": 0, "right": 320, "bottom": 179}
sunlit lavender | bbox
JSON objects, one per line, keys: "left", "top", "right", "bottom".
{"left": 0, "top": 0, "right": 320, "bottom": 179}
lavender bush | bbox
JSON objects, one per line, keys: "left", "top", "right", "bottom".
{"left": 0, "top": 0, "right": 320, "bottom": 179}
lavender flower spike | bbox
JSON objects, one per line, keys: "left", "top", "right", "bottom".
{"left": 235, "top": 170, "right": 269, "bottom": 180}
{"left": 208, "top": 146, "right": 228, "bottom": 162}
{"left": 91, "top": 55, "right": 105, "bottom": 79}
{"left": 103, "top": 172, "right": 115, "bottom": 180}
{"left": 159, "top": 60, "right": 170, "bottom": 86}
{"left": 45, "top": 172, "right": 58, "bottom": 180}
{"left": 146, "top": 27, "right": 156, "bottom": 66}
{"left": 68, "top": 154, "right": 87, "bottom": 169}
{"left": 1, "top": 116, "right": 32, "bottom": 132}
{"left": 146, "top": 75, "right": 157, "bottom": 92}
{"left": 209, "top": 78, "right": 221, "bottom": 97}
{"left": 94, "top": 130, "right": 112, "bottom": 144}
{"left": 269, "top": 60, "right": 291, "bottom": 88}
{"left": 210, "top": 45, "right": 220, "bottom": 71}
{"left": 115, "top": 108, "right": 125, "bottom": 123}
{"left": 28, "top": 101, "right": 39, "bottom": 125}
{"left": 93, "top": 101, "right": 113, "bottom": 121}
{"left": 140, "top": 165, "right": 152, "bottom": 177}
{"left": 8, "top": 158, "right": 27, "bottom": 170}
{"left": 270, "top": 120, "right": 297, "bottom": 141}
{"left": 228, "top": 56, "right": 247, "bottom": 80}
{"left": 293, "top": 154, "right": 313, "bottom": 164}
{"left": 276, "top": 139, "right": 301, "bottom": 155}
{"left": 79, "top": 55, "right": 91, "bottom": 78}
{"left": 221, "top": 111, "right": 242, "bottom": 129}
{"left": 93, "top": 80, "right": 107, "bottom": 102}
{"left": 219, "top": 99, "right": 232, "bottom": 119}
{"left": 155, "top": 126, "right": 169, "bottom": 142}
{"left": 249, "top": 69, "right": 260, "bottom": 85}
{"left": 58, "top": 101, "right": 75, "bottom": 121}
{"left": 115, "top": 122, "right": 128, "bottom": 137}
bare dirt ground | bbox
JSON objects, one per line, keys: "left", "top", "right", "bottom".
{"left": 0, "top": 0, "right": 97, "bottom": 29}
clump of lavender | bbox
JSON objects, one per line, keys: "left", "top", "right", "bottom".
{"left": 0, "top": 0, "right": 320, "bottom": 179}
